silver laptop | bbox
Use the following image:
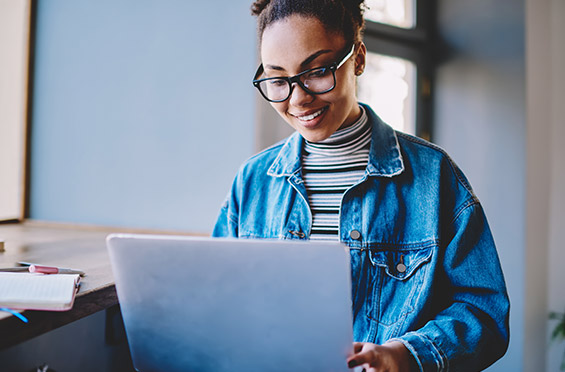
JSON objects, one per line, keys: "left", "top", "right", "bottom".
{"left": 106, "top": 234, "right": 354, "bottom": 372}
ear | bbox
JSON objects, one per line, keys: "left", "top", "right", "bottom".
{"left": 354, "top": 42, "right": 367, "bottom": 76}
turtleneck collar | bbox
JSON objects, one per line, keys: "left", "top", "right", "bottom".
{"left": 304, "top": 106, "right": 370, "bottom": 156}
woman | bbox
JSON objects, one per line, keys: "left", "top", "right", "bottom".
{"left": 213, "top": 1, "right": 510, "bottom": 371}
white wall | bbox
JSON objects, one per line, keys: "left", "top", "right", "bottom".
{"left": 526, "top": 0, "right": 565, "bottom": 370}
{"left": 434, "top": 0, "right": 525, "bottom": 370}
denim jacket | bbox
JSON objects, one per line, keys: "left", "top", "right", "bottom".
{"left": 213, "top": 104, "right": 510, "bottom": 371}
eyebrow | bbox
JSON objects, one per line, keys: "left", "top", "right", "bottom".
{"left": 264, "top": 49, "right": 334, "bottom": 72}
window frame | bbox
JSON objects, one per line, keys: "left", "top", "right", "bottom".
{"left": 0, "top": 0, "right": 33, "bottom": 222}
{"left": 361, "top": 0, "right": 435, "bottom": 140}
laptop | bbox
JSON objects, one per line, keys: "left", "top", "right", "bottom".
{"left": 106, "top": 234, "right": 354, "bottom": 372}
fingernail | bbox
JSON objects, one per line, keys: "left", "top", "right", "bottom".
{"left": 348, "top": 360, "right": 357, "bottom": 368}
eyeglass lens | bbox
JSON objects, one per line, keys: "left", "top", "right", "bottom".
{"left": 258, "top": 67, "right": 335, "bottom": 102}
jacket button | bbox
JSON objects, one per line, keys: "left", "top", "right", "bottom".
{"left": 397, "top": 254, "right": 407, "bottom": 273}
{"left": 350, "top": 230, "right": 361, "bottom": 240}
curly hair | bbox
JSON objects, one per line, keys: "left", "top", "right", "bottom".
{"left": 250, "top": 0, "right": 366, "bottom": 46}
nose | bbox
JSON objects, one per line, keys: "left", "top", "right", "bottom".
{"left": 288, "top": 82, "right": 314, "bottom": 106}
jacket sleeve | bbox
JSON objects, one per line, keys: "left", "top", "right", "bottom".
{"left": 212, "top": 196, "right": 238, "bottom": 237}
{"left": 390, "top": 202, "right": 510, "bottom": 372}
{"left": 212, "top": 171, "right": 241, "bottom": 238}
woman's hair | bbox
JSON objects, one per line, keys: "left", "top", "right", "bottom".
{"left": 251, "top": 0, "right": 366, "bottom": 46}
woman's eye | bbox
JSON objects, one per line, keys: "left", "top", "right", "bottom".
{"left": 269, "top": 79, "right": 287, "bottom": 87}
{"left": 306, "top": 68, "right": 328, "bottom": 78}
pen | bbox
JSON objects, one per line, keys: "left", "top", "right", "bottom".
{"left": 16, "top": 262, "right": 85, "bottom": 276}
{"left": 28, "top": 264, "right": 85, "bottom": 276}
{"left": 0, "top": 267, "right": 30, "bottom": 272}
{"left": 16, "top": 261, "right": 36, "bottom": 267}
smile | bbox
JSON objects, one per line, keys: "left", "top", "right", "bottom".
{"left": 293, "top": 107, "right": 327, "bottom": 121}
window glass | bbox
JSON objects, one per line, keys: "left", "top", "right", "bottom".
{"left": 357, "top": 52, "right": 416, "bottom": 135}
{"left": 364, "top": 0, "right": 416, "bottom": 29}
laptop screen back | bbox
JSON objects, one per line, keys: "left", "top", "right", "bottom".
{"left": 107, "top": 234, "right": 353, "bottom": 372}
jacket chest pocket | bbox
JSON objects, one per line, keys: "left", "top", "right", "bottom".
{"left": 367, "top": 247, "right": 433, "bottom": 327}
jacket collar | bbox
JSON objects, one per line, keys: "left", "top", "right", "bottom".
{"left": 267, "top": 103, "right": 404, "bottom": 178}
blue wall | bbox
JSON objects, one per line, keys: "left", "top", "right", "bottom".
{"left": 29, "top": 0, "right": 257, "bottom": 233}
{"left": 434, "top": 0, "right": 525, "bottom": 370}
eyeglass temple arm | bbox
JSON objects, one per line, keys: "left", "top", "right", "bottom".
{"left": 336, "top": 44, "right": 356, "bottom": 70}
{"left": 253, "top": 64, "right": 264, "bottom": 82}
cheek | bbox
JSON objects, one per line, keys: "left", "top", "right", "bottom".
{"left": 341, "top": 76, "right": 358, "bottom": 97}
{"left": 326, "top": 82, "right": 356, "bottom": 107}
{"left": 336, "top": 69, "right": 358, "bottom": 95}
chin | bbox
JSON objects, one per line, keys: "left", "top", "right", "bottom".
{"left": 298, "top": 129, "right": 333, "bottom": 143}
{"left": 289, "top": 120, "right": 335, "bottom": 143}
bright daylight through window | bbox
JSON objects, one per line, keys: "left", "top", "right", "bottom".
{"left": 357, "top": 52, "right": 416, "bottom": 135}
{"left": 364, "top": 0, "right": 416, "bottom": 29}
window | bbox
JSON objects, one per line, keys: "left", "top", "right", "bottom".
{"left": 357, "top": 0, "right": 433, "bottom": 139}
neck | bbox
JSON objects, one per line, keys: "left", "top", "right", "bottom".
{"left": 338, "top": 104, "right": 362, "bottom": 131}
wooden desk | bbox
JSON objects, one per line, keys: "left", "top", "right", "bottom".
{"left": 0, "top": 222, "right": 121, "bottom": 350}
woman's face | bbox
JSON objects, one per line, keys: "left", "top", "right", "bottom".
{"left": 260, "top": 15, "right": 365, "bottom": 142}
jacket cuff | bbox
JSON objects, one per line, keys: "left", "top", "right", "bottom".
{"left": 388, "top": 333, "right": 448, "bottom": 372}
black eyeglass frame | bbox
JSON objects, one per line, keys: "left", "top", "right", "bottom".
{"left": 252, "top": 44, "right": 356, "bottom": 103}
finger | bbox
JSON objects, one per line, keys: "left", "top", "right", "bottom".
{"left": 353, "top": 342, "right": 365, "bottom": 353}
{"left": 349, "top": 366, "right": 367, "bottom": 372}
{"left": 349, "top": 343, "right": 385, "bottom": 370}
{"left": 347, "top": 351, "right": 372, "bottom": 368}
{"left": 347, "top": 343, "right": 365, "bottom": 365}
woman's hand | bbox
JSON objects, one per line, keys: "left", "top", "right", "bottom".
{"left": 347, "top": 341, "right": 416, "bottom": 372}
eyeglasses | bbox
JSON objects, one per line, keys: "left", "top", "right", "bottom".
{"left": 252, "top": 44, "right": 355, "bottom": 103}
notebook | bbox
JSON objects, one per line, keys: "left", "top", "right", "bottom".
{"left": 106, "top": 234, "right": 354, "bottom": 372}
{"left": 0, "top": 272, "right": 81, "bottom": 311}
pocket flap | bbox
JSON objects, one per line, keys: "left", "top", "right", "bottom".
{"left": 369, "top": 248, "right": 433, "bottom": 280}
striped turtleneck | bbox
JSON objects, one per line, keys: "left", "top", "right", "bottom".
{"left": 302, "top": 106, "right": 371, "bottom": 241}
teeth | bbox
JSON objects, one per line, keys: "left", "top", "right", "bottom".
{"left": 297, "top": 108, "right": 324, "bottom": 121}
